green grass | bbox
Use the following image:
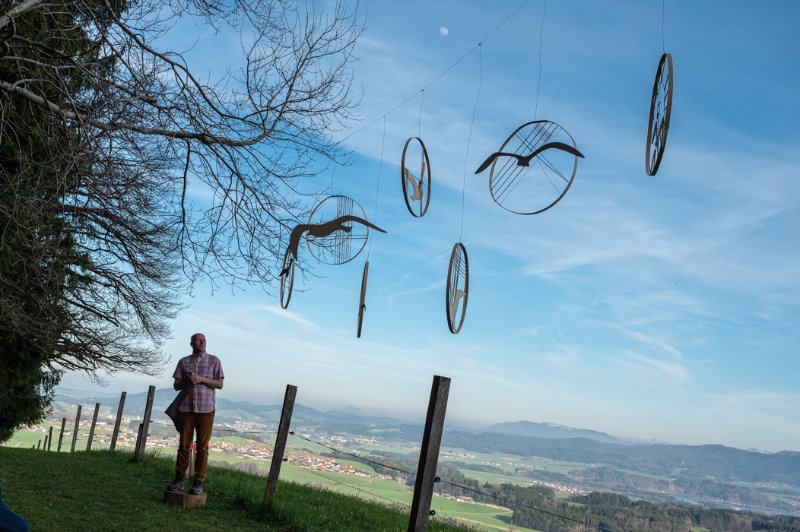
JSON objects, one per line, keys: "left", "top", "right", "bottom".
{"left": 458, "top": 468, "right": 537, "bottom": 487}
{"left": 0, "top": 429, "right": 543, "bottom": 530}
{"left": 0, "top": 447, "right": 474, "bottom": 531}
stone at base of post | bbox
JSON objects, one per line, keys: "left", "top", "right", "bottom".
{"left": 163, "top": 490, "right": 207, "bottom": 509}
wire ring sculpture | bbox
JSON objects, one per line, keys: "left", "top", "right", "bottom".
{"left": 646, "top": 52, "right": 673, "bottom": 176}
{"left": 279, "top": 246, "right": 295, "bottom": 309}
{"left": 479, "top": 120, "right": 582, "bottom": 215}
{"left": 401, "top": 137, "right": 432, "bottom": 217}
{"left": 445, "top": 242, "right": 469, "bottom": 334}
{"left": 306, "top": 195, "right": 370, "bottom": 265}
{"left": 356, "top": 260, "right": 369, "bottom": 338}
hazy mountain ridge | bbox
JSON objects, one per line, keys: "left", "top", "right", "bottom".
{"left": 485, "top": 420, "right": 626, "bottom": 444}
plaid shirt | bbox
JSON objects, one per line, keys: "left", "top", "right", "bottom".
{"left": 172, "top": 351, "right": 224, "bottom": 413}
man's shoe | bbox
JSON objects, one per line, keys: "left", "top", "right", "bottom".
{"left": 189, "top": 480, "right": 203, "bottom": 495}
{"left": 166, "top": 475, "right": 185, "bottom": 492}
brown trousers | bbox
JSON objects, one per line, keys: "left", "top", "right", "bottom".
{"left": 175, "top": 410, "right": 215, "bottom": 481}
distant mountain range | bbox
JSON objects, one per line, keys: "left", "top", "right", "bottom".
{"left": 485, "top": 420, "right": 626, "bottom": 444}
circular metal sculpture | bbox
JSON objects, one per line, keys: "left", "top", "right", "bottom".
{"left": 306, "top": 195, "right": 370, "bottom": 265}
{"left": 475, "top": 120, "right": 583, "bottom": 215}
{"left": 445, "top": 242, "right": 469, "bottom": 334}
{"left": 401, "top": 137, "right": 432, "bottom": 217}
{"left": 279, "top": 247, "right": 295, "bottom": 309}
{"left": 646, "top": 53, "right": 673, "bottom": 176}
{"left": 356, "top": 260, "right": 369, "bottom": 338}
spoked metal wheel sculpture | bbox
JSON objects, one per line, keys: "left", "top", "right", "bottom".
{"left": 306, "top": 195, "right": 372, "bottom": 265}
{"left": 279, "top": 246, "right": 295, "bottom": 309}
{"left": 401, "top": 137, "right": 432, "bottom": 217}
{"left": 356, "top": 261, "right": 369, "bottom": 338}
{"left": 645, "top": 52, "right": 674, "bottom": 176}
{"left": 445, "top": 242, "right": 469, "bottom": 334}
{"left": 475, "top": 120, "right": 584, "bottom": 215}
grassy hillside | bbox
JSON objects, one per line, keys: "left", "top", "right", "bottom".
{"left": 0, "top": 447, "right": 474, "bottom": 531}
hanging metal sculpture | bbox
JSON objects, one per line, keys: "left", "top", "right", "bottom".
{"left": 356, "top": 261, "right": 369, "bottom": 338}
{"left": 305, "top": 195, "right": 383, "bottom": 265}
{"left": 400, "top": 137, "right": 432, "bottom": 217}
{"left": 289, "top": 214, "right": 386, "bottom": 265}
{"left": 475, "top": 120, "right": 584, "bottom": 215}
{"left": 278, "top": 207, "right": 385, "bottom": 309}
{"left": 445, "top": 242, "right": 469, "bottom": 334}
{"left": 279, "top": 247, "right": 295, "bottom": 309}
{"left": 645, "top": 52, "right": 673, "bottom": 176}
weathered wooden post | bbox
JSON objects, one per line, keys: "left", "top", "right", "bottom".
{"left": 43, "top": 435, "right": 48, "bottom": 451}
{"left": 47, "top": 426, "right": 53, "bottom": 451}
{"left": 37, "top": 439, "right": 41, "bottom": 450}
{"left": 110, "top": 391, "right": 126, "bottom": 453}
{"left": 70, "top": 405, "right": 82, "bottom": 453}
{"left": 86, "top": 402, "right": 100, "bottom": 451}
{"left": 56, "top": 417, "right": 67, "bottom": 452}
{"left": 262, "top": 384, "right": 297, "bottom": 511}
{"left": 408, "top": 375, "right": 451, "bottom": 532}
{"left": 134, "top": 385, "right": 156, "bottom": 461}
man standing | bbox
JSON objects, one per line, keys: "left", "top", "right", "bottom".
{"left": 166, "top": 333, "right": 224, "bottom": 495}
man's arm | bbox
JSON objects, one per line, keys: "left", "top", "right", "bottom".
{"left": 189, "top": 373, "right": 223, "bottom": 389}
{"left": 173, "top": 375, "right": 189, "bottom": 391}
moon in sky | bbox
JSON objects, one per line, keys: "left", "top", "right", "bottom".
{"left": 439, "top": 26, "right": 449, "bottom": 37}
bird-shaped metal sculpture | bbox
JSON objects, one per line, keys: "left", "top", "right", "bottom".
{"left": 475, "top": 141, "right": 585, "bottom": 175}
{"left": 284, "top": 215, "right": 386, "bottom": 267}
{"left": 403, "top": 167, "right": 424, "bottom": 202}
{"left": 448, "top": 289, "right": 466, "bottom": 323}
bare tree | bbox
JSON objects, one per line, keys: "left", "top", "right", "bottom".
{"left": 0, "top": 0, "right": 360, "bottom": 436}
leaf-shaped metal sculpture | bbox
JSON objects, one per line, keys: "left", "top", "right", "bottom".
{"left": 446, "top": 242, "right": 469, "bottom": 334}
{"left": 646, "top": 52, "right": 674, "bottom": 176}
{"left": 401, "top": 137, "right": 432, "bottom": 218}
{"left": 306, "top": 195, "right": 378, "bottom": 265}
{"left": 356, "top": 260, "right": 369, "bottom": 338}
{"left": 476, "top": 120, "right": 583, "bottom": 215}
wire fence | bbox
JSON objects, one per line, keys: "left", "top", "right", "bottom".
{"left": 22, "top": 397, "right": 611, "bottom": 531}
{"left": 287, "top": 431, "right": 608, "bottom": 531}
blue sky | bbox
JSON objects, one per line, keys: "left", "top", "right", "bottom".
{"left": 61, "top": 0, "right": 800, "bottom": 452}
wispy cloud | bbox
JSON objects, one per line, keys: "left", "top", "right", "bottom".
{"left": 613, "top": 350, "right": 691, "bottom": 386}
{"left": 258, "top": 305, "right": 318, "bottom": 329}
{"left": 618, "top": 329, "right": 683, "bottom": 359}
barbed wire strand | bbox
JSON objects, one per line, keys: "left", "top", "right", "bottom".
{"left": 289, "top": 431, "right": 415, "bottom": 476}
{"left": 289, "top": 430, "right": 601, "bottom": 530}
{"left": 298, "top": 466, "right": 411, "bottom": 509}
{"left": 437, "top": 477, "right": 608, "bottom": 531}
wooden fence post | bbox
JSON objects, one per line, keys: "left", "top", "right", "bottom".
{"left": 86, "top": 402, "right": 100, "bottom": 451}
{"left": 43, "top": 435, "right": 48, "bottom": 451}
{"left": 56, "top": 417, "right": 67, "bottom": 452}
{"left": 110, "top": 391, "right": 126, "bottom": 453}
{"left": 262, "top": 384, "right": 297, "bottom": 511}
{"left": 134, "top": 385, "right": 156, "bottom": 461}
{"left": 70, "top": 405, "right": 82, "bottom": 453}
{"left": 47, "top": 426, "right": 53, "bottom": 451}
{"left": 408, "top": 375, "right": 451, "bottom": 532}
{"left": 37, "top": 439, "right": 41, "bottom": 450}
